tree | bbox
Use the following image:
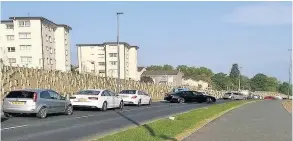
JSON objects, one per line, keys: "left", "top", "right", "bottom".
{"left": 212, "top": 73, "right": 231, "bottom": 90}
{"left": 146, "top": 64, "right": 174, "bottom": 71}
{"left": 229, "top": 63, "right": 240, "bottom": 90}
{"left": 250, "top": 73, "right": 278, "bottom": 91}
{"left": 140, "top": 76, "right": 154, "bottom": 83}
{"left": 278, "top": 82, "right": 292, "bottom": 95}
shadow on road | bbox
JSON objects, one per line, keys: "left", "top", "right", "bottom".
{"left": 116, "top": 111, "right": 177, "bottom": 141}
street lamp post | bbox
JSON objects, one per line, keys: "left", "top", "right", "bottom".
{"left": 116, "top": 12, "right": 123, "bottom": 93}
{"left": 288, "top": 49, "right": 292, "bottom": 99}
{"left": 238, "top": 66, "right": 242, "bottom": 91}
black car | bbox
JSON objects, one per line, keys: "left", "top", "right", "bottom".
{"left": 164, "top": 91, "right": 216, "bottom": 103}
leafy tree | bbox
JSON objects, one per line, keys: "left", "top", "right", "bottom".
{"left": 140, "top": 76, "right": 154, "bottom": 83}
{"left": 229, "top": 63, "right": 240, "bottom": 90}
{"left": 278, "top": 82, "right": 292, "bottom": 96}
{"left": 146, "top": 64, "right": 173, "bottom": 71}
{"left": 212, "top": 73, "right": 231, "bottom": 90}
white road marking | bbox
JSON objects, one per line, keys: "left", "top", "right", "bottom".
{"left": 1, "top": 125, "right": 28, "bottom": 131}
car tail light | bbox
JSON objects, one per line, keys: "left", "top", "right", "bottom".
{"left": 131, "top": 96, "right": 137, "bottom": 99}
{"left": 33, "top": 93, "right": 37, "bottom": 102}
{"left": 88, "top": 97, "right": 99, "bottom": 100}
{"left": 70, "top": 96, "right": 76, "bottom": 99}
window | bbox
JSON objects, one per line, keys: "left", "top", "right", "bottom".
{"left": 20, "top": 45, "right": 32, "bottom": 51}
{"left": 49, "top": 36, "right": 52, "bottom": 43}
{"left": 110, "top": 61, "right": 117, "bottom": 65}
{"left": 109, "top": 53, "right": 117, "bottom": 57}
{"left": 6, "top": 91, "right": 35, "bottom": 98}
{"left": 65, "top": 50, "right": 68, "bottom": 56}
{"left": 7, "top": 47, "right": 15, "bottom": 52}
{"left": 8, "top": 58, "right": 16, "bottom": 63}
{"left": 99, "top": 70, "right": 105, "bottom": 73}
{"left": 40, "top": 91, "right": 51, "bottom": 99}
{"left": 50, "top": 48, "right": 53, "bottom": 54}
{"left": 119, "top": 90, "right": 137, "bottom": 94}
{"left": 101, "top": 90, "right": 111, "bottom": 96}
{"left": 18, "top": 20, "right": 30, "bottom": 27}
{"left": 65, "top": 39, "right": 67, "bottom": 45}
{"left": 6, "top": 24, "right": 14, "bottom": 29}
{"left": 47, "top": 58, "right": 49, "bottom": 65}
{"left": 50, "top": 59, "right": 53, "bottom": 65}
{"left": 46, "top": 46, "right": 49, "bottom": 51}
{"left": 76, "top": 90, "right": 100, "bottom": 95}
{"left": 65, "top": 30, "right": 68, "bottom": 35}
{"left": 98, "top": 62, "right": 105, "bottom": 66}
{"left": 6, "top": 35, "right": 14, "bottom": 40}
{"left": 48, "top": 90, "right": 61, "bottom": 100}
{"left": 20, "top": 56, "right": 32, "bottom": 64}
{"left": 46, "top": 35, "right": 48, "bottom": 41}
{"left": 19, "top": 32, "right": 31, "bottom": 39}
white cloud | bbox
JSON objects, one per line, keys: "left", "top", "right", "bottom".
{"left": 223, "top": 2, "right": 292, "bottom": 26}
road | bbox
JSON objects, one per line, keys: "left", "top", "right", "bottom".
{"left": 1, "top": 99, "right": 230, "bottom": 141}
{"left": 183, "top": 100, "right": 292, "bottom": 141}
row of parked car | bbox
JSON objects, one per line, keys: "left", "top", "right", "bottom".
{"left": 1, "top": 88, "right": 152, "bottom": 119}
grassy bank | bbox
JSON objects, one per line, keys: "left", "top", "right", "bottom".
{"left": 94, "top": 100, "right": 253, "bottom": 141}
{"left": 282, "top": 100, "right": 292, "bottom": 114}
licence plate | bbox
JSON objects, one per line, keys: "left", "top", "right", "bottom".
{"left": 78, "top": 98, "right": 87, "bottom": 102}
{"left": 11, "top": 101, "right": 25, "bottom": 105}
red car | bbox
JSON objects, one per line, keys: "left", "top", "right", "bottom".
{"left": 264, "top": 96, "right": 276, "bottom": 100}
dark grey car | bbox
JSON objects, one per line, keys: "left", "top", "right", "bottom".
{"left": 2, "top": 89, "right": 73, "bottom": 119}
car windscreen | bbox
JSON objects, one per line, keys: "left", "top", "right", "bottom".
{"left": 119, "top": 90, "right": 136, "bottom": 94}
{"left": 76, "top": 90, "right": 100, "bottom": 95}
{"left": 6, "top": 91, "right": 35, "bottom": 98}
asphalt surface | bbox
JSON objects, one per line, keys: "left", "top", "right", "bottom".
{"left": 183, "top": 100, "right": 292, "bottom": 141}
{"left": 1, "top": 99, "right": 230, "bottom": 141}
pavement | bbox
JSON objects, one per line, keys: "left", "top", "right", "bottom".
{"left": 183, "top": 100, "right": 292, "bottom": 141}
{"left": 1, "top": 99, "right": 230, "bottom": 141}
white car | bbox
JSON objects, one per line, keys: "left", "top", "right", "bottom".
{"left": 70, "top": 89, "right": 124, "bottom": 111}
{"left": 223, "top": 92, "right": 246, "bottom": 100}
{"left": 118, "top": 90, "right": 152, "bottom": 106}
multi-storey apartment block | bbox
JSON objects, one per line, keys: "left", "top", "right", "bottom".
{"left": 0, "top": 17, "right": 72, "bottom": 72}
{"left": 77, "top": 42, "right": 139, "bottom": 80}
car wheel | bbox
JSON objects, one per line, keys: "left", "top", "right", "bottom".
{"left": 3, "top": 112, "right": 12, "bottom": 118}
{"left": 101, "top": 102, "right": 107, "bottom": 111}
{"left": 119, "top": 101, "right": 124, "bottom": 110}
{"left": 138, "top": 99, "right": 142, "bottom": 107}
{"left": 148, "top": 99, "right": 152, "bottom": 105}
{"left": 206, "top": 97, "right": 212, "bottom": 103}
{"left": 36, "top": 107, "right": 47, "bottom": 119}
{"left": 64, "top": 105, "right": 73, "bottom": 115}
{"left": 178, "top": 98, "right": 185, "bottom": 103}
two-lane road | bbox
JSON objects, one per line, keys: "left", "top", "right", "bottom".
{"left": 1, "top": 99, "right": 230, "bottom": 141}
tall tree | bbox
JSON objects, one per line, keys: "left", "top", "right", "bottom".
{"left": 229, "top": 63, "right": 240, "bottom": 90}
{"left": 212, "top": 73, "right": 231, "bottom": 90}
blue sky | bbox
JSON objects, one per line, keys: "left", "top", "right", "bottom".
{"left": 1, "top": 1, "right": 292, "bottom": 81}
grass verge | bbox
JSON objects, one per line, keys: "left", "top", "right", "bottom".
{"left": 282, "top": 100, "right": 292, "bottom": 114}
{"left": 93, "top": 100, "right": 255, "bottom": 141}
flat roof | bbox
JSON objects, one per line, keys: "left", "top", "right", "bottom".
{"left": 9, "top": 16, "right": 72, "bottom": 30}
{"left": 76, "top": 42, "right": 139, "bottom": 49}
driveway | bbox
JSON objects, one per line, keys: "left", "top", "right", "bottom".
{"left": 183, "top": 100, "right": 292, "bottom": 141}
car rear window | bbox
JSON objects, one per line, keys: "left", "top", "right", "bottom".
{"left": 119, "top": 90, "right": 136, "bottom": 94}
{"left": 76, "top": 90, "right": 100, "bottom": 95}
{"left": 6, "top": 91, "right": 35, "bottom": 98}
{"left": 225, "top": 93, "right": 232, "bottom": 95}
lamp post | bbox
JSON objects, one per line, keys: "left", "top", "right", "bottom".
{"left": 288, "top": 49, "right": 292, "bottom": 99}
{"left": 116, "top": 12, "right": 123, "bottom": 93}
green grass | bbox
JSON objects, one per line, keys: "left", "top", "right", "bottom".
{"left": 94, "top": 100, "right": 252, "bottom": 141}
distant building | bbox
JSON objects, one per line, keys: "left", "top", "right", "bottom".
{"left": 141, "top": 70, "right": 184, "bottom": 86}
{"left": 137, "top": 66, "right": 146, "bottom": 81}
{"left": 182, "top": 79, "right": 210, "bottom": 90}
{"left": 0, "top": 16, "right": 72, "bottom": 72}
{"left": 77, "top": 42, "right": 139, "bottom": 80}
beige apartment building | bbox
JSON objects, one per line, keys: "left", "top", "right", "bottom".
{"left": 77, "top": 42, "right": 139, "bottom": 80}
{"left": 0, "top": 17, "right": 72, "bottom": 72}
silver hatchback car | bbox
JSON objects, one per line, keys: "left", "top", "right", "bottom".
{"left": 2, "top": 89, "right": 73, "bottom": 119}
